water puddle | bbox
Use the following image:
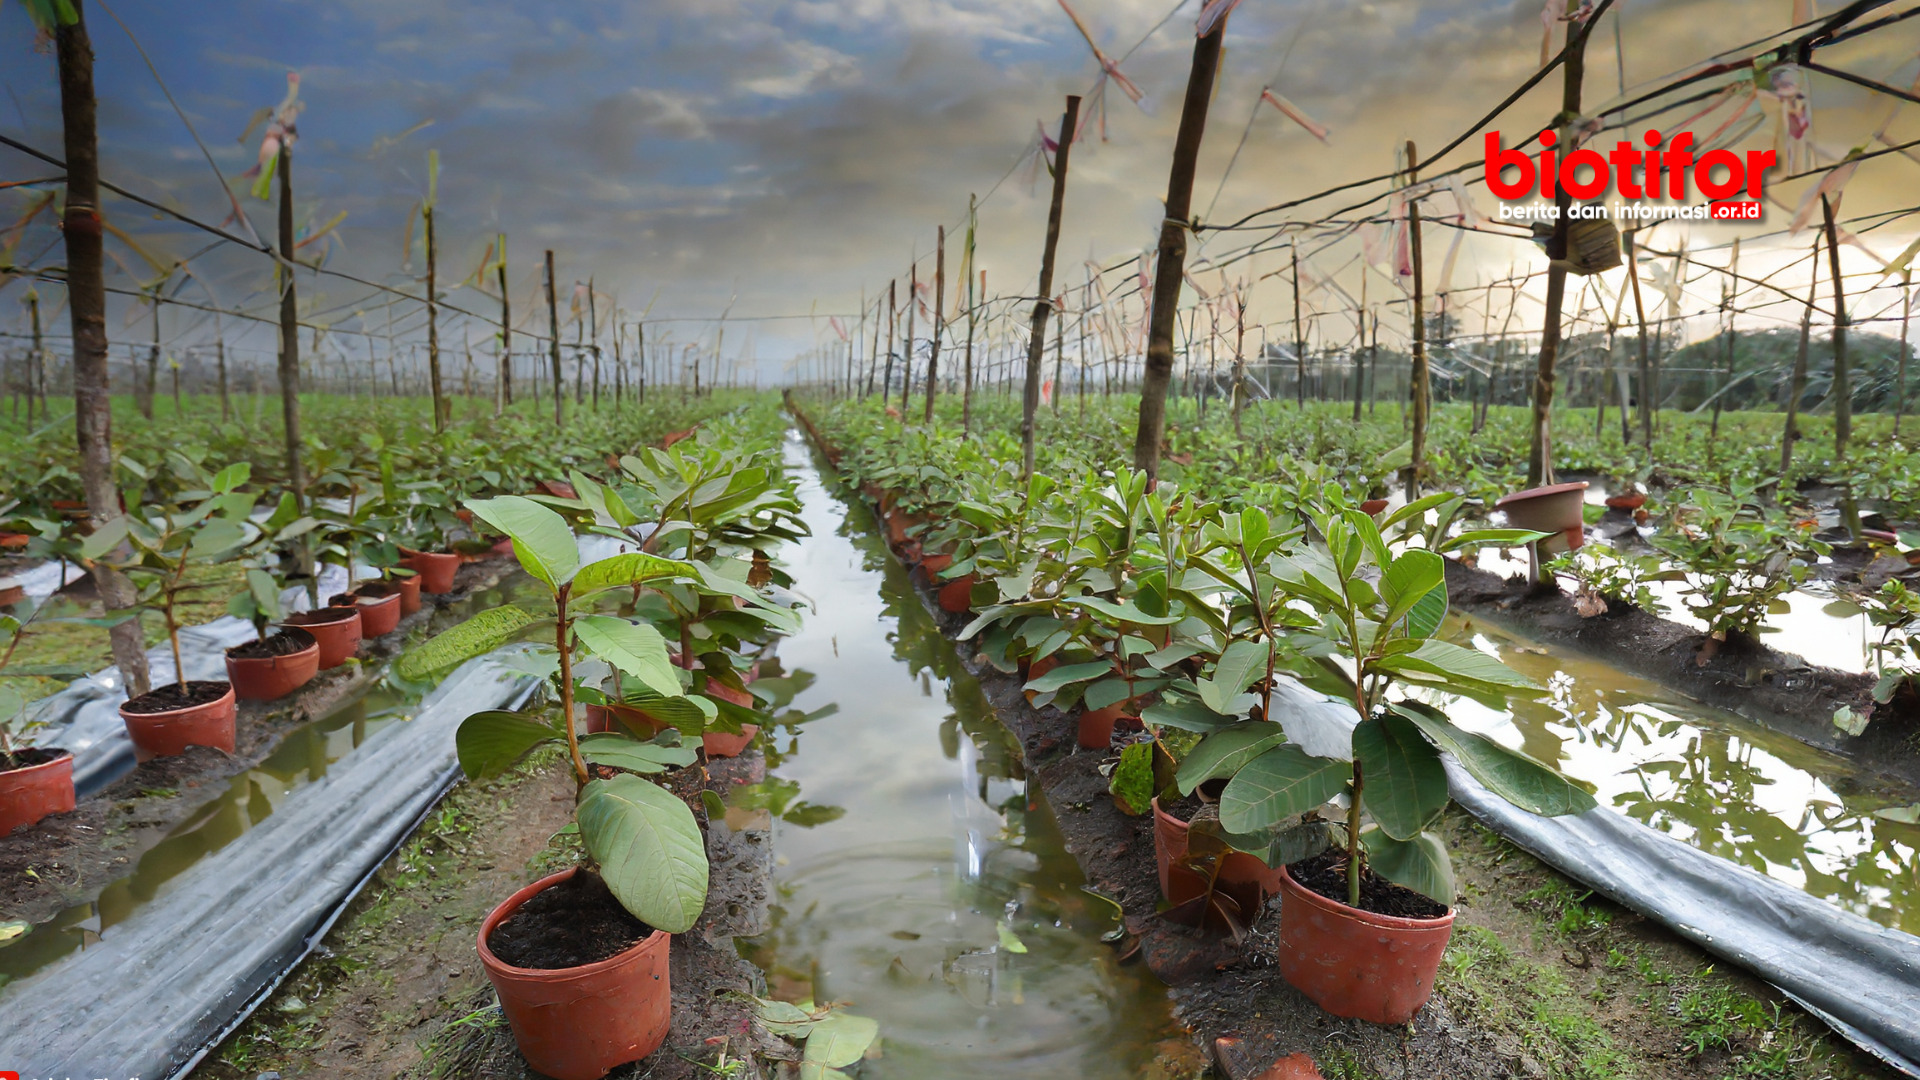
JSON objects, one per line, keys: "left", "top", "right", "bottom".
{"left": 1443, "top": 615, "right": 1920, "bottom": 934}
{"left": 0, "top": 574, "right": 549, "bottom": 985}
{"left": 738, "top": 437, "right": 1181, "bottom": 1077}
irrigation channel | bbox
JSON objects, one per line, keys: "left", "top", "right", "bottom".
{"left": 735, "top": 433, "right": 1183, "bottom": 1076}
{"left": 2, "top": 430, "right": 1916, "bottom": 1074}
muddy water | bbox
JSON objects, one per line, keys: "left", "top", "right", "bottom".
{"left": 0, "top": 574, "right": 549, "bottom": 985}
{"left": 737, "top": 437, "right": 1179, "bottom": 1078}
{"left": 1441, "top": 614, "right": 1920, "bottom": 935}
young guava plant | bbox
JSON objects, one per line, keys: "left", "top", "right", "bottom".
{"left": 409, "top": 493, "right": 714, "bottom": 933}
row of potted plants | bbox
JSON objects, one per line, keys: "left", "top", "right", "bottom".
{"left": 800, "top": 397, "right": 1596, "bottom": 1025}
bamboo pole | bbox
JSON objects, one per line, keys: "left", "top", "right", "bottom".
{"left": 883, "top": 279, "right": 897, "bottom": 408}
{"left": 926, "top": 227, "right": 944, "bottom": 422}
{"left": 1525, "top": 15, "right": 1590, "bottom": 487}
{"left": 1710, "top": 238, "right": 1740, "bottom": 440}
{"left": 545, "top": 250, "right": 562, "bottom": 427}
{"left": 902, "top": 257, "right": 916, "bottom": 415}
{"left": 1822, "top": 194, "right": 1851, "bottom": 459}
{"left": 425, "top": 200, "right": 445, "bottom": 431}
{"left": 1407, "top": 140, "right": 1430, "bottom": 499}
{"left": 1131, "top": 14, "right": 1227, "bottom": 483}
{"left": 1022, "top": 96, "right": 1081, "bottom": 479}
{"left": 497, "top": 234, "right": 511, "bottom": 412}
{"left": 1780, "top": 231, "right": 1820, "bottom": 489}
{"left": 1292, "top": 244, "right": 1305, "bottom": 406}
{"left": 1627, "top": 231, "right": 1653, "bottom": 454}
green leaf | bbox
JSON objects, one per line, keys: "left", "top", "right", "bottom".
{"left": 1354, "top": 712, "right": 1448, "bottom": 841}
{"left": 1391, "top": 703, "right": 1595, "bottom": 817}
{"left": 0, "top": 918, "right": 29, "bottom": 947}
{"left": 1872, "top": 804, "right": 1920, "bottom": 825}
{"left": 79, "top": 515, "right": 129, "bottom": 561}
{"left": 1437, "top": 528, "right": 1549, "bottom": 554}
{"left": 1197, "top": 638, "right": 1268, "bottom": 714}
{"left": 1373, "top": 639, "right": 1540, "bottom": 708}
{"left": 996, "top": 924, "right": 1029, "bottom": 954}
{"left": 1057, "top": 595, "right": 1182, "bottom": 626}
{"left": 1380, "top": 550, "right": 1444, "bottom": 629}
{"left": 1141, "top": 695, "right": 1236, "bottom": 733}
{"left": 1363, "top": 828, "right": 1455, "bottom": 904}
{"left": 573, "top": 616, "right": 681, "bottom": 697}
{"left": 1082, "top": 676, "right": 1135, "bottom": 712}
{"left": 578, "top": 774, "right": 709, "bottom": 933}
{"left": 803, "top": 1011, "right": 880, "bottom": 1069}
{"left": 394, "top": 605, "right": 541, "bottom": 682}
{"left": 569, "top": 551, "right": 697, "bottom": 598}
{"left": 1218, "top": 744, "right": 1351, "bottom": 833}
{"left": 1109, "top": 741, "right": 1155, "bottom": 815}
{"left": 455, "top": 709, "right": 560, "bottom": 779}
{"left": 1832, "top": 704, "right": 1870, "bottom": 736}
{"left": 465, "top": 496, "right": 579, "bottom": 590}
{"left": 579, "top": 732, "right": 697, "bottom": 774}
{"left": 211, "top": 461, "right": 251, "bottom": 494}
{"left": 1023, "top": 660, "right": 1113, "bottom": 694}
{"left": 1176, "top": 721, "right": 1286, "bottom": 795}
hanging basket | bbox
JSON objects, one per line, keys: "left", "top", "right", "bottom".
{"left": 1554, "top": 217, "right": 1621, "bottom": 276}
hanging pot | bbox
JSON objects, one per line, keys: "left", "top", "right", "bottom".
{"left": 399, "top": 547, "right": 461, "bottom": 594}
{"left": 225, "top": 627, "right": 320, "bottom": 701}
{"left": 1274, "top": 863, "right": 1454, "bottom": 1025}
{"left": 119, "top": 682, "right": 237, "bottom": 761}
{"left": 285, "top": 606, "right": 363, "bottom": 669}
{"left": 0, "top": 748, "right": 75, "bottom": 836}
{"left": 1493, "top": 481, "right": 1588, "bottom": 554}
{"left": 478, "top": 867, "right": 672, "bottom": 1080}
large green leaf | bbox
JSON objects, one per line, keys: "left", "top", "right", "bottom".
{"left": 569, "top": 551, "right": 696, "bottom": 598}
{"left": 803, "top": 1011, "right": 880, "bottom": 1072}
{"left": 579, "top": 732, "right": 698, "bottom": 774}
{"left": 1354, "top": 712, "right": 1448, "bottom": 841}
{"left": 455, "top": 709, "right": 560, "bottom": 779}
{"left": 572, "top": 615, "right": 681, "bottom": 697}
{"left": 1175, "top": 721, "right": 1286, "bottom": 795}
{"left": 1196, "top": 638, "right": 1268, "bottom": 714}
{"left": 1023, "top": 660, "right": 1113, "bottom": 694}
{"left": 1392, "top": 703, "right": 1596, "bottom": 817}
{"left": 1140, "top": 694, "right": 1235, "bottom": 733}
{"left": 1363, "top": 828, "right": 1455, "bottom": 904}
{"left": 1218, "top": 744, "right": 1351, "bottom": 833}
{"left": 1373, "top": 639, "right": 1540, "bottom": 708}
{"left": 578, "top": 775, "right": 709, "bottom": 933}
{"left": 465, "top": 496, "right": 579, "bottom": 590}
{"left": 393, "top": 605, "right": 541, "bottom": 682}
{"left": 1057, "top": 596, "right": 1182, "bottom": 626}
{"left": 1380, "top": 550, "right": 1444, "bottom": 628}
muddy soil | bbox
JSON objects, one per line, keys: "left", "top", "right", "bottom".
{"left": 1442, "top": 558, "right": 1920, "bottom": 787}
{"left": 0, "top": 555, "right": 516, "bottom": 929}
{"left": 199, "top": 749, "right": 791, "bottom": 1080}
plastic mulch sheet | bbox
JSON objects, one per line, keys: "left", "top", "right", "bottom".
{"left": 0, "top": 647, "right": 539, "bottom": 1078}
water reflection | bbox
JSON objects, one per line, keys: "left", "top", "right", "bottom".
{"left": 1443, "top": 617, "right": 1920, "bottom": 934}
{"left": 737, "top": 436, "right": 1177, "bottom": 1078}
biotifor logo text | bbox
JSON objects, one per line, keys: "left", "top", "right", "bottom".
{"left": 1484, "top": 130, "right": 1772, "bottom": 222}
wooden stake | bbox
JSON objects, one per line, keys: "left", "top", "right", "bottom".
{"left": 497, "top": 234, "right": 511, "bottom": 413}
{"left": 1131, "top": 15, "right": 1228, "bottom": 483}
{"left": 1407, "top": 140, "right": 1430, "bottom": 499}
{"left": 1822, "top": 194, "right": 1851, "bottom": 458}
{"left": 1525, "top": 16, "right": 1592, "bottom": 486}
{"left": 1710, "top": 238, "right": 1740, "bottom": 440}
{"left": 545, "top": 250, "right": 563, "bottom": 427}
{"left": 1780, "top": 230, "right": 1820, "bottom": 490}
{"left": 425, "top": 199, "right": 445, "bottom": 431}
{"left": 1023, "top": 95, "right": 1081, "bottom": 479}
{"left": 926, "top": 227, "right": 944, "bottom": 422}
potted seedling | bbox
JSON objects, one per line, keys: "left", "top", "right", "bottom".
{"left": 1649, "top": 482, "right": 1829, "bottom": 661}
{"left": 314, "top": 514, "right": 403, "bottom": 638}
{"left": 1200, "top": 496, "right": 1594, "bottom": 1024}
{"left": 408, "top": 494, "right": 725, "bottom": 1080}
{"left": 224, "top": 549, "right": 321, "bottom": 702}
{"left": 0, "top": 608, "right": 81, "bottom": 835}
{"left": 85, "top": 459, "right": 261, "bottom": 760}
{"left": 381, "top": 487, "right": 466, "bottom": 593}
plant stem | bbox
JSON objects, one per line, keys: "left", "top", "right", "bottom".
{"left": 555, "top": 584, "right": 587, "bottom": 786}
{"left": 1348, "top": 762, "right": 1364, "bottom": 908}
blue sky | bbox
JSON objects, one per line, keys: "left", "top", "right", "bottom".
{"left": 4, "top": 0, "right": 1917, "bottom": 375}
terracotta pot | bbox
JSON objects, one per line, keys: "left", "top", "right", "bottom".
{"left": 285, "top": 606, "right": 363, "bottom": 669}
{"left": 937, "top": 574, "right": 978, "bottom": 614}
{"left": 343, "top": 586, "right": 402, "bottom": 638}
{"left": 1493, "top": 481, "right": 1588, "bottom": 554}
{"left": 702, "top": 678, "right": 760, "bottom": 758}
{"left": 0, "top": 584, "right": 24, "bottom": 607}
{"left": 0, "top": 749, "right": 75, "bottom": 836}
{"left": 1023, "top": 655, "right": 1059, "bottom": 705}
{"left": 1275, "top": 863, "right": 1454, "bottom": 1025}
{"left": 1604, "top": 492, "right": 1647, "bottom": 511}
{"left": 119, "top": 683, "right": 237, "bottom": 762}
{"left": 919, "top": 552, "right": 955, "bottom": 575}
{"left": 1358, "top": 498, "right": 1390, "bottom": 516}
{"left": 400, "top": 548, "right": 461, "bottom": 594}
{"left": 392, "top": 572, "right": 423, "bottom": 615}
{"left": 1077, "top": 703, "right": 1131, "bottom": 749}
{"left": 225, "top": 628, "right": 320, "bottom": 701}
{"left": 478, "top": 868, "right": 672, "bottom": 1080}
{"left": 0, "top": 531, "right": 29, "bottom": 551}
{"left": 1151, "top": 797, "right": 1284, "bottom": 916}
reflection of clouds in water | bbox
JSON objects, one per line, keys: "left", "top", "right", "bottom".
{"left": 1441, "top": 620, "right": 1917, "bottom": 931}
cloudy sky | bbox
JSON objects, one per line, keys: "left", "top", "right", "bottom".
{"left": 3, "top": 0, "right": 1918, "bottom": 380}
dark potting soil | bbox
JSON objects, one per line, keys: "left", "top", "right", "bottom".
{"left": 1, "top": 746, "right": 67, "bottom": 773}
{"left": 120, "top": 681, "right": 230, "bottom": 715}
{"left": 1288, "top": 847, "right": 1449, "bottom": 920}
{"left": 1161, "top": 790, "right": 1205, "bottom": 822}
{"left": 227, "top": 631, "right": 315, "bottom": 660}
{"left": 487, "top": 869, "right": 654, "bottom": 969}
